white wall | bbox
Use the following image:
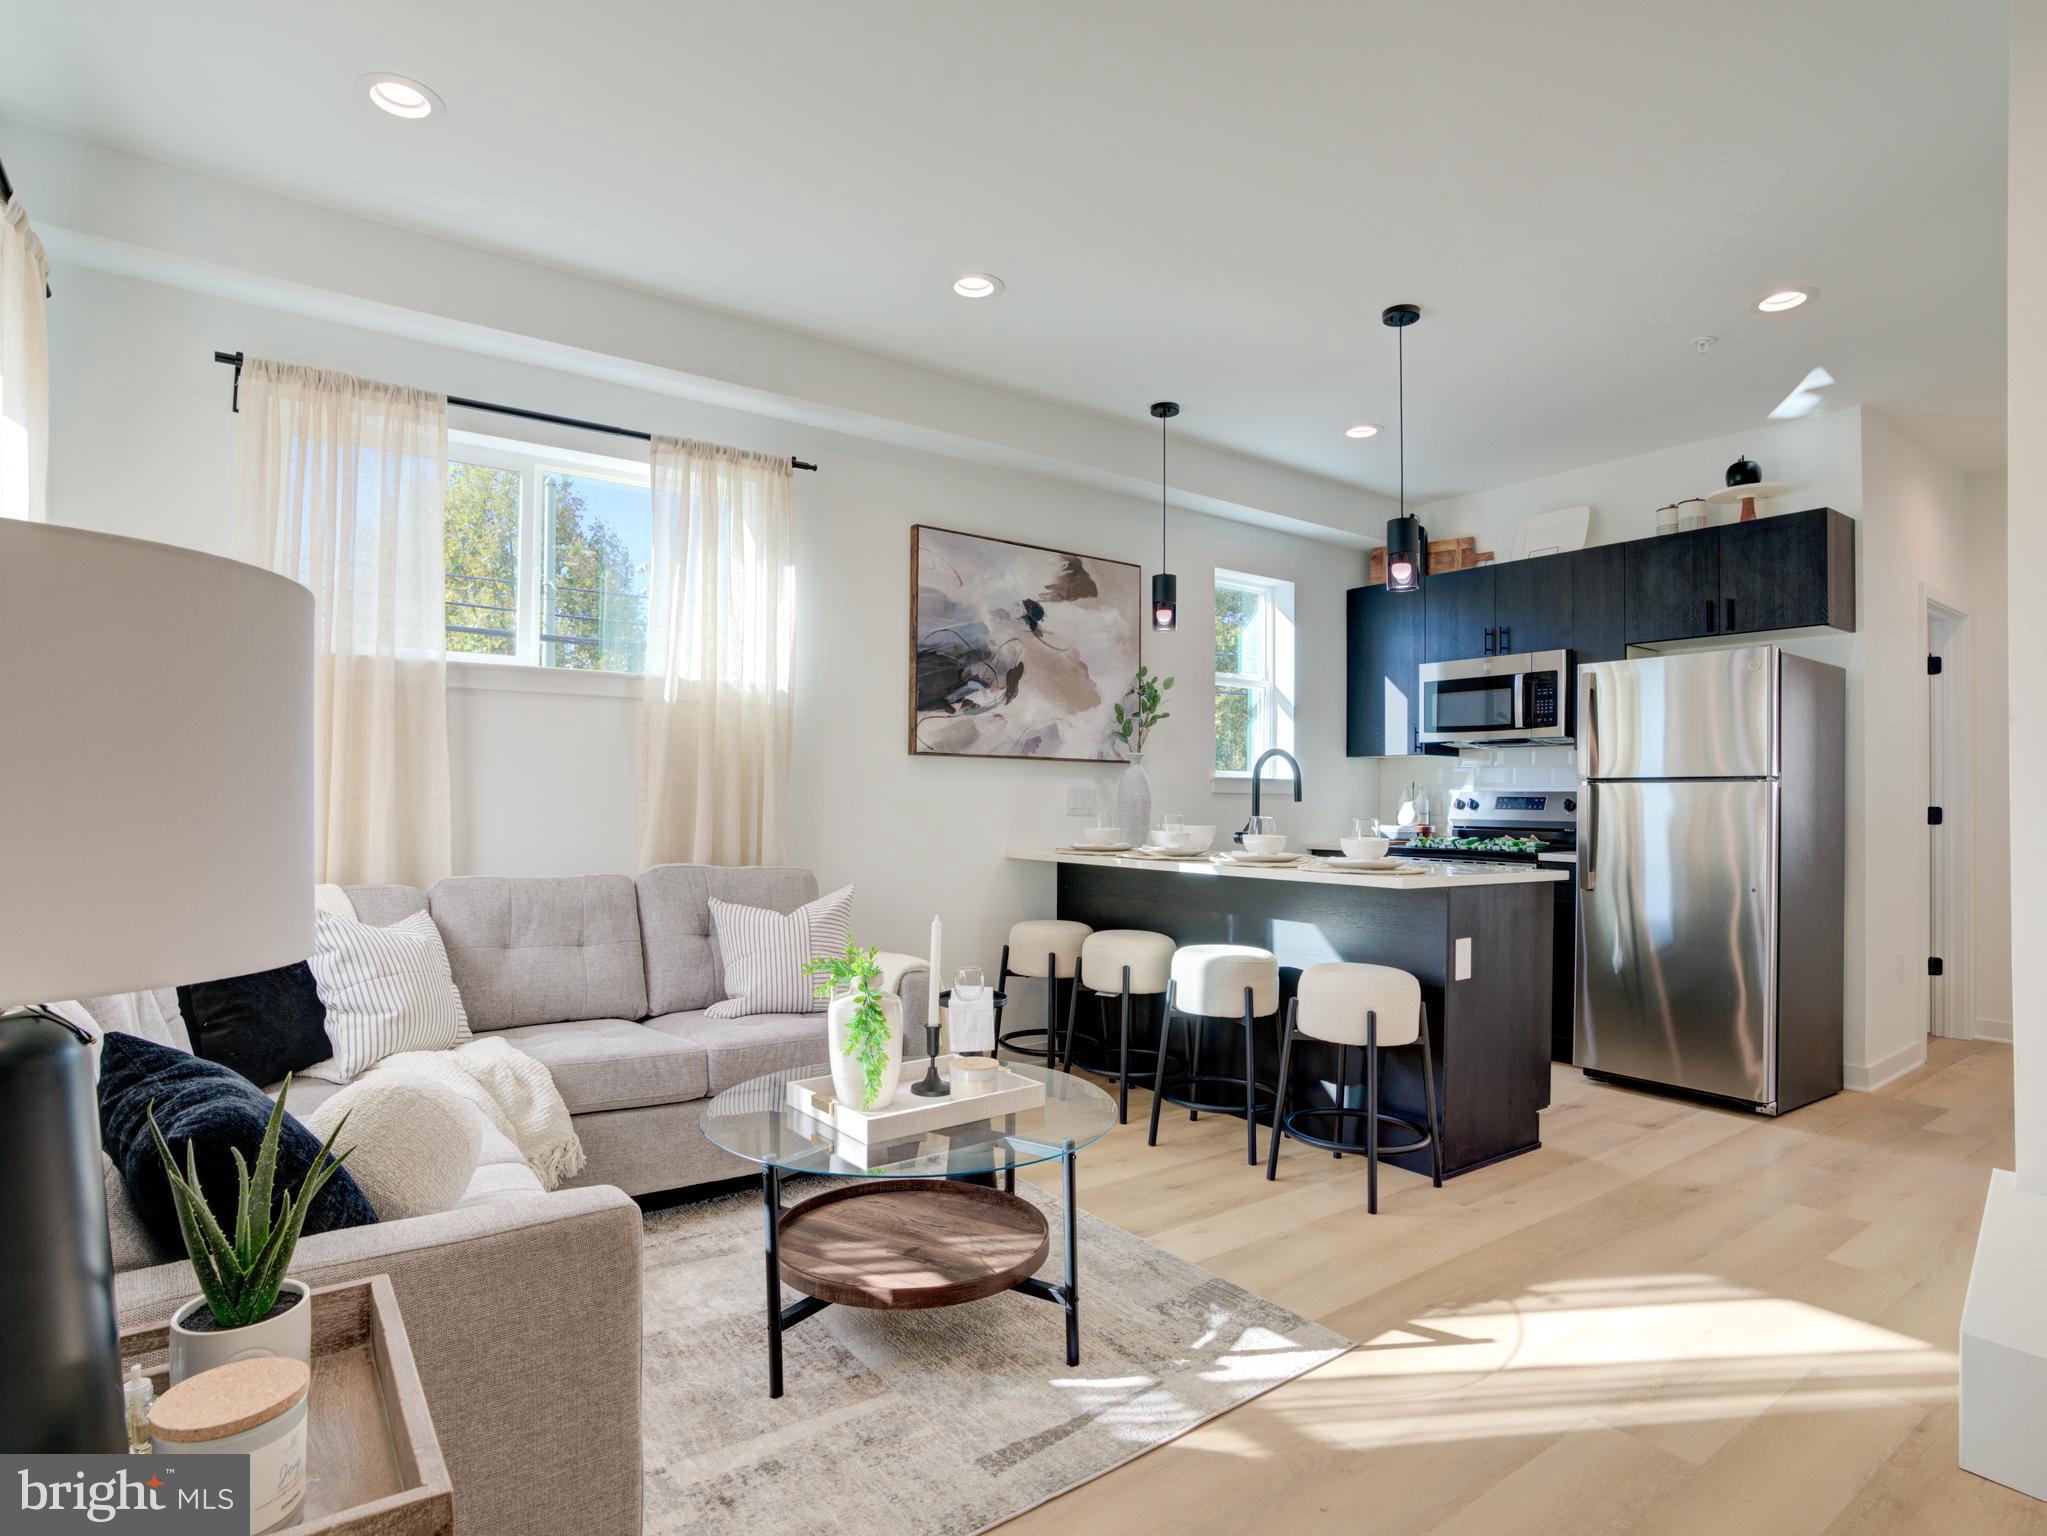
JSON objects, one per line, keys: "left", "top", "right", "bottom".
{"left": 1390, "top": 405, "right": 2001, "bottom": 1088}
{"left": 44, "top": 262, "right": 1375, "bottom": 974}
{"left": 1969, "top": 472, "right": 2012, "bottom": 1042}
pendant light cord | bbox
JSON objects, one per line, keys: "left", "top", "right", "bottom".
{"left": 1160, "top": 411, "right": 1168, "bottom": 566}
{"left": 1397, "top": 320, "right": 1406, "bottom": 520}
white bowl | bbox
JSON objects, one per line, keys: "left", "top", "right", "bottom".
{"left": 1342, "top": 836, "right": 1392, "bottom": 861}
{"left": 1180, "top": 824, "right": 1217, "bottom": 853}
{"left": 1148, "top": 827, "right": 1191, "bottom": 849}
{"left": 1241, "top": 833, "right": 1287, "bottom": 856}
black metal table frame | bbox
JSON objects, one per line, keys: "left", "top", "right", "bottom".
{"left": 759, "top": 1135, "right": 1080, "bottom": 1399}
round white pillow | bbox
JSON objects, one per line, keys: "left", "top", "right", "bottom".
{"left": 301, "top": 1076, "right": 482, "bottom": 1222}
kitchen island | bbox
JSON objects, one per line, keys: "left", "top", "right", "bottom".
{"left": 1008, "top": 850, "right": 1564, "bottom": 1176}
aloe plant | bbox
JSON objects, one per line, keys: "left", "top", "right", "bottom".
{"left": 147, "top": 1077, "right": 353, "bottom": 1330}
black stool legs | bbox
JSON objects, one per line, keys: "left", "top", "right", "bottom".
{"left": 1266, "top": 1000, "right": 1444, "bottom": 1213}
{"left": 1147, "top": 983, "right": 1272, "bottom": 1166}
{"left": 993, "top": 945, "right": 1072, "bottom": 1064}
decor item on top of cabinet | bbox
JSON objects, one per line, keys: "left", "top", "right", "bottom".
{"left": 1510, "top": 505, "right": 1591, "bottom": 561}
{"left": 804, "top": 939, "right": 905, "bottom": 1112}
{"left": 1367, "top": 537, "right": 1489, "bottom": 584}
{"left": 1706, "top": 456, "right": 1793, "bottom": 522}
{"left": 909, "top": 525, "right": 1141, "bottom": 762}
{"left": 1112, "top": 665, "right": 1175, "bottom": 844}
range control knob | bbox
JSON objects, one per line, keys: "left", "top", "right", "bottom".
{"left": 1564, "top": 797, "right": 1578, "bottom": 813}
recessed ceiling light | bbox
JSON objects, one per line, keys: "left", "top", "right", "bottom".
{"left": 359, "top": 73, "right": 443, "bottom": 120}
{"left": 1756, "top": 288, "right": 1813, "bottom": 313}
{"left": 1345, "top": 423, "right": 1381, "bottom": 439}
{"left": 952, "top": 273, "right": 1004, "bottom": 299}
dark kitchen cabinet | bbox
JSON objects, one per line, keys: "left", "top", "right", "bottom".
{"left": 1625, "top": 528, "right": 1722, "bottom": 644}
{"left": 1423, "top": 566, "right": 1497, "bottom": 661}
{"left": 1493, "top": 552, "right": 1573, "bottom": 654}
{"left": 1568, "top": 545, "right": 1627, "bottom": 662}
{"left": 1718, "top": 508, "right": 1857, "bottom": 635}
{"left": 1347, "top": 583, "right": 1425, "bottom": 757}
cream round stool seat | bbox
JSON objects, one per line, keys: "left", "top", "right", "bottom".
{"left": 1063, "top": 929, "right": 1176, "bottom": 1124}
{"left": 1267, "top": 961, "right": 1442, "bottom": 1212}
{"left": 1148, "top": 944, "right": 1282, "bottom": 1165}
{"left": 995, "top": 919, "right": 1093, "bottom": 1063}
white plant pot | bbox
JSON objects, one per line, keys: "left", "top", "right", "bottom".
{"left": 828, "top": 988, "right": 904, "bottom": 1112}
{"left": 168, "top": 1279, "right": 312, "bottom": 1385}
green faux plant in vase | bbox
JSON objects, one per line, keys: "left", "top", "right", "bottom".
{"left": 1113, "top": 664, "right": 1175, "bottom": 754}
{"left": 148, "top": 1077, "right": 353, "bottom": 1332}
{"left": 804, "top": 940, "right": 903, "bottom": 1111}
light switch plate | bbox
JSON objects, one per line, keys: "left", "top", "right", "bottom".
{"left": 1455, "top": 936, "right": 1473, "bottom": 981}
{"left": 1066, "top": 786, "right": 1096, "bottom": 816}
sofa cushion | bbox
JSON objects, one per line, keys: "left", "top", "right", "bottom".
{"left": 340, "top": 884, "right": 431, "bottom": 927}
{"left": 643, "top": 1010, "right": 828, "bottom": 1095}
{"left": 636, "top": 865, "right": 821, "bottom": 1014}
{"left": 458, "top": 1160, "right": 547, "bottom": 1207}
{"left": 429, "top": 874, "right": 648, "bottom": 1029}
{"left": 493, "top": 1018, "right": 709, "bottom": 1113}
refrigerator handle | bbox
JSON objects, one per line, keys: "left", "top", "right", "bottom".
{"left": 1583, "top": 672, "right": 1599, "bottom": 781}
{"left": 1581, "top": 781, "right": 1596, "bottom": 891}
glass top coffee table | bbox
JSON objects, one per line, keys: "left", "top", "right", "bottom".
{"left": 701, "top": 1058, "right": 1117, "bottom": 1398}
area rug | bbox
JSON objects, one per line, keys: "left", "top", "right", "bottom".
{"left": 639, "top": 1179, "right": 1351, "bottom": 1535}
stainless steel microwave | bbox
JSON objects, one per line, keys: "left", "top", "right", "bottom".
{"left": 1418, "top": 650, "right": 1573, "bottom": 746}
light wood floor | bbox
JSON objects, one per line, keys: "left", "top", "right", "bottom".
{"left": 1009, "top": 1037, "right": 2042, "bottom": 1535}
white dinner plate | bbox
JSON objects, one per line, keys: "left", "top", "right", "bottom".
{"left": 1217, "top": 850, "right": 1300, "bottom": 866}
{"left": 1320, "top": 856, "right": 1410, "bottom": 871}
{"left": 1068, "top": 841, "right": 1132, "bottom": 853}
{"left": 1134, "top": 845, "right": 1208, "bottom": 859}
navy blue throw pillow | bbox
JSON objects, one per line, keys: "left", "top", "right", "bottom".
{"left": 177, "top": 961, "right": 332, "bottom": 1088}
{"left": 98, "top": 1032, "right": 377, "bottom": 1253}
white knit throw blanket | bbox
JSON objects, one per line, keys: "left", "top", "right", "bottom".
{"left": 373, "top": 1038, "right": 587, "bottom": 1189}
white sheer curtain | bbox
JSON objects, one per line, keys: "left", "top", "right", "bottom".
{"left": 639, "top": 436, "right": 795, "bottom": 867}
{"left": 233, "top": 358, "right": 452, "bottom": 888}
{"left": 0, "top": 193, "right": 49, "bottom": 522}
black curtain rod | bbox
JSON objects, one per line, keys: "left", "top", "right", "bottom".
{"left": 211, "top": 352, "right": 817, "bottom": 471}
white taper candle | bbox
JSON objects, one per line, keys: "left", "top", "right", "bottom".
{"left": 928, "top": 916, "right": 942, "bottom": 1027}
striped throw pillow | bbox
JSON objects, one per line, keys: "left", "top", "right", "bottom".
{"left": 304, "top": 909, "right": 472, "bottom": 1082}
{"left": 705, "top": 885, "right": 855, "bottom": 1018}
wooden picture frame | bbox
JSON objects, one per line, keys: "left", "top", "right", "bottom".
{"left": 909, "top": 524, "right": 1142, "bottom": 762}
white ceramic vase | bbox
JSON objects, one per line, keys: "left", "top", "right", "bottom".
{"left": 828, "top": 987, "right": 904, "bottom": 1112}
{"left": 168, "top": 1278, "right": 312, "bottom": 1385}
{"left": 1117, "top": 751, "right": 1153, "bottom": 845}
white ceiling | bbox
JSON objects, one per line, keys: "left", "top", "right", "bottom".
{"left": 0, "top": 0, "right": 2009, "bottom": 497}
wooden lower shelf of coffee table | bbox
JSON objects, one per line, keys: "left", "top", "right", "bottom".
{"left": 776, "top": 1179, "right": 1051, "bottom": 1309}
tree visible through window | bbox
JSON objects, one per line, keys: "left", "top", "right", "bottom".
{"left": 1213, "top": 570, "right": 1294, "bottom": 774}
{"left": 442, "top": 441, "right": 651, "bottom": 671}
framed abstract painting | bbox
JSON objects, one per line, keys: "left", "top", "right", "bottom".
{"left": 909, "top": 525, "right": 1142, "bottom": 760}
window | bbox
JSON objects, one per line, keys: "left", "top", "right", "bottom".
{"left": 1213, "top": 569, "right": 1295, "bottom": 776}
{"left": 443, "top": 434, "right": 653, "bottom": 672}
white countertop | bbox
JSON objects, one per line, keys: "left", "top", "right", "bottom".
{"left": 1009, "top": 849, "right": 1567, "bottom": 891}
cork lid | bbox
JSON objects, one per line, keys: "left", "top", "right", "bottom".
{"left": 150, "top": 1357, "right": 310, "bottom": 1443}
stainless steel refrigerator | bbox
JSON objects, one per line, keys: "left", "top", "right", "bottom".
{"left": 1575, "top": 644, "right": 1845, "bottom": 1114}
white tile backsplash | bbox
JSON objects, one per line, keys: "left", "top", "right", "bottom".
{"left": 1376, "top": 746, "right": 1578, "bottom": 822}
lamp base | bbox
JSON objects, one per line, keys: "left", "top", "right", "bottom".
{"left": 0, "top": 1006, "right": 126, "bottom": 1452}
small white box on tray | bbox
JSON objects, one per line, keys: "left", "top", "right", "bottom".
{"left": 784, "top": 1056, "right": 1046, "bottom": 1145}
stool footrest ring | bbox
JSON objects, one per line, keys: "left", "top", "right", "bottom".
{"left": 1278, "top": 1106, "right": 1432, "bottom": 1159}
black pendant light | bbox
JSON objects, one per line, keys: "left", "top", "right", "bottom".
{"left": 1382, "top": 303, "right": 1426, "bottom": 592}
{"left": 1150, "top": 401, "right": 1180, "bottom": 630}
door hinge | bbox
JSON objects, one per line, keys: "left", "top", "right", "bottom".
{"left": 1927, "top": 805, "right": 1944, "bottom": 826}
{"left": 1929, "top": 956, "right": 1945, "bottom": 977}
{"left": 1927, "top": 654, "right": 1944, "bottom": 675}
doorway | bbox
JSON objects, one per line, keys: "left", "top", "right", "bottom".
{"left": 1926, "top": 594, "right": 1972, "bottom": 1040}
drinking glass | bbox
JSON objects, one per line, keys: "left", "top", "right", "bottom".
{"left": 1247, "top": 816, "right": 1277, "bottom": 837}
{"left": 1162, "top": 812, "right": 1185, "bottom": 834}
{"left": 952, "top": 965, "right": 986, "bottom": 1003}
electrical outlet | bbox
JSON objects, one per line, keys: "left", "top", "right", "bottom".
{"left": 1065, "top": 786, "right": 1096, "bottom": 816}
{"left": 1455, "top": 936, "right": 1473, "bottom": 981}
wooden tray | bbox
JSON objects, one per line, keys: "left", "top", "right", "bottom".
{"left": 786, "top": 1055, "right": 1045, "bottom": 1144}
{"left": 777, "top": 1179, "right": 1050, "bottom": 1310}
{"left": 122, "top": 1276, "right": 452, "bottom": 1536}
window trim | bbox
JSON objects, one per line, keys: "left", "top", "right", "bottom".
{"left": 445, "top": 430, "right": 652, "bottom": 675}
{"left": 1212, "top": 568, "right": 1296, "bottom": 785}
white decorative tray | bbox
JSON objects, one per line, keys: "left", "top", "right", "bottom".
{"left": 785, "top": 1056, "right": 1046, "bottom": 1143}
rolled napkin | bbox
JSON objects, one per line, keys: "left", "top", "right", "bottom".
{"left": 947, "top": 993, "right": 997, "bottom": 1056}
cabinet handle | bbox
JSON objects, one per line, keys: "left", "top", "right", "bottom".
{"left": 1484, "top": 626, "right": 1496, "bottom": 655}
{"left": 1499, "top": 625, "right": 1512, "bottom": 653}
{"left": 1724, "top": 597, "right": 1735, "bottom": 631}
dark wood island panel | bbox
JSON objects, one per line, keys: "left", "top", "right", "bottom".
{"left": 1054, "top": 862, "right": 1552, "bottom": 1177}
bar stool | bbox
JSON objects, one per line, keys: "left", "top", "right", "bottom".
{"left": 995, "top": 919, "right": 1092, "bottom": 1063}
{"left": 1063, "top": 929, "right": 1175, "bottom": 1124}
{"left": 1266, "top": 961, "right": 1443, "bottom": 1213}
{"left": 1148, "top": 944, "right": 1281, "bottom": 1165}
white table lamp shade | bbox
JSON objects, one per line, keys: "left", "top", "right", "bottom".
{"left": 0, "top": 520, "right": 314, "bottom": 1005}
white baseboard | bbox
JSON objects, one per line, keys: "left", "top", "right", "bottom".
{"left": 1975, "top": 1016, "right": 2015, "bottom": 1043}
{"left": 1843, "top": 1037, "right": 1930, "bottom": 1092}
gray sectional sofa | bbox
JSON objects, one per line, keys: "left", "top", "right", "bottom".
{"left": 103, "top": 863, "right": 931, "bottom": 1536}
